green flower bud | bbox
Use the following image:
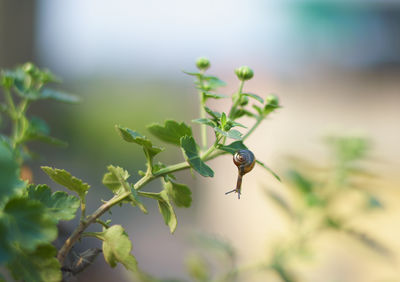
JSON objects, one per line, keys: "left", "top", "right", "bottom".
{"left": 22, "top": 62, "right": 35, "bottom": 74}
{"left": 264, "top": 95, "right": 279, "bottom": 115}
{"left": 235, "top": 66, "right": 254, "bottom": 81}
{"left": 239, "top": 95, "right": 249, "bottom": 106}
{"left": 196, "top": 57, "right": 210, "bottom": 71}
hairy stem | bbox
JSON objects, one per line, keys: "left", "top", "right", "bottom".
{"left": 228, "top": 80, "right": 245, "bottom": 119}
{"left": 198, "top": 71, "right": 207, "bottom": 150}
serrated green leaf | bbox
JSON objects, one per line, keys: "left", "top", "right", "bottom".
{"left": 192, "top": 118, "right": 217, "bottom": 128}
{"left": 163, "top": 180, "right": 192, "bottom": 208}
{"left": 147, "top": 120, "right": 192, "bottom": 146}
{"left": 219, "top": 141, "right": 248, "bottom": 154}
{"left": 0, "top": 140, "right": 25, "bottom": 206}
{"left": 116, "top": 125, "right": 164, "bottom": 159}
{"left": 242, "top": 93, "right": 264, "bottom": 103}
{"left": 256, "top": 160, "right": 281, "bottom": 182}
{"left": 214, "top": 127, "right": 242, "bottom": 140}
{"left": 39, "top": 88, "right": 80, "bottom": 103}
{"left": 180, "top": 136, "right": 214, "bottom": 177}
{"left": 26, "top": 184, "right": 80, "bottom": 222}
{"left": 95, "top": 225, "right": 138, "bottom": 272}
{"left": 41, "top": 166, "right": 90, "bottom": 199}
{"left": 8, "top": 244, "right": 61, "bottom": 282}
{"left": 102, "top": 165, "right": 147, "bottom": 213}
{"left": 0, "top": 197, "right": 57, "bottom": 251}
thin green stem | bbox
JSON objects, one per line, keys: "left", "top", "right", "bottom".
{"left": 228, "top": 80, "right": 245, "bottom": 119}
{"left": 4, "top": 88, "right": 16, "bottom": 118}
{"left": 198, "top": 71, "right": 207, "bottom": 150}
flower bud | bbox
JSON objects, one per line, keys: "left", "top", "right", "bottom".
{"left": 22, "top": 62, "right": 35, "bottom": 74}
{"left": 196, "top": 57, "right": 210, "bottom": 71}
{"left": 264, "top": 95, "right": 279, "bottom": 114}
{"left": 235, "top": 66, "right": 254, "bottom": 81}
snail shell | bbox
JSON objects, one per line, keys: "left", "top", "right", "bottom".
{"left": 233, "top": 149, "right": 256, "bottom": 175}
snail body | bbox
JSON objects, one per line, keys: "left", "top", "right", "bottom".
{"left": 226, "top": 149, "right": 256, "bottom": 199}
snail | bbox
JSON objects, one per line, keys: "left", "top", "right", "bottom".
{"left": 225, "top": 149, "right": 256, "bottom": 199}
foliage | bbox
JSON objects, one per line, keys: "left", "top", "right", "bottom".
{"left": 0, "top": 59, "right": 280, "bottom": 281}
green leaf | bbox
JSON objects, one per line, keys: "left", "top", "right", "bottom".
{"left": 192, "top": 118, "right": 217, "bottom": 128}
{"left": 102, "top": 165, "right": 147, "bottom": 213}
{"left": 252, "top": 105, "right": 263, "bottom": 116}
{"left": 116, "top": 125, "right": 164, "bottom": 159}
{"left": 147, "top": 120, "right": 192, "bottom": 146}
{"left": 26, "top": 184, "right": 80, "bottom": 222}
{"left": 95, "top": 225, "right": 138, "bottom": 272}
{"left": 163, "top": 180, "right": 192, "bottom": 208}
{"left": 256, "top": 160, "right": 281, "bottom": 181}
{"left": 203, "top": 75, "right": 226, "bottom": 88}
{"left": 180, "top": 136, "right": 214, "bottom": 177}
{"left": 0, "top": 140, "right": 25, "bottom": 206}
{"left": 41, "top": 166, "right": 90, "bottom": 199}
{"left": 137, "top": 190, "right": 178, "bottom": 233}
{"left": 0, "top": 197, "right": 57, "bottom": 251}
{"left": 214, "top": 127, "right": 243, "bottom": 140}
{"left": 286, "top": 170, "right": 311, "bottom": 193}
{"left": 204, "top": 107, "right": 222, "bottom": 120}
{"left": 202, "top": 91, "right": 227, "bottom": 99}
{"left": 8, "top": 244, "right": 61, "bottom": 282}
{"left": 39, "top": 88, "right": 80, "bottom": 103}
{"left": 219, "top": 141, "right": 248, "bottom": 154}
{"left": 242, "top": 93, "right": 264, "bottom": 103}
{"left": 182, "top": 70, "right": 202, "bottom": 77}
{"left": 23, "top": 117, "right": 67, "bottom": 147}
{"left": 0, "top": 223, "right": 12, "bottom": 263}
{"left": 158, "top": 190, "right": 178, "bottom": 233}
{"left": 220, "top": 112, "right": 227, "bottom": 128}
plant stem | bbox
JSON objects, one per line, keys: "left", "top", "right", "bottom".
{"left": 57, "top": 141, "right": 222, "bottom": 265}
{"left": 4, "top": 88, "right": 16, "bottom": 118}
{"left": 228, "top": 80, "right": 245, "bottom": 119}
{"left": 198, "top": 71, "right": 207, "bottom": 150}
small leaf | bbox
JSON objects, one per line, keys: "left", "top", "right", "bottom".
{"left": 23, "top": 117, "right": 67, "bottom": 147}
{"left": 27, "top": 184, "right": 80, "bottom": 222}
{"left": 8, "top": 244, "right": 61, "bottom": 282}
{"left": 0, "top": 197, "right": 57, "bottom": 251}
{"left": 219, "top": 140, "right": 248, "bottom": 154}
{"left": 192, "top": 118, "right": 217, "bottom": 128}
{"left": 214, "top": 127, "right": 242, "bottom": 140}
{"left": 163, "top": 180, "right": 192, "bottom": 208}
{"left": 93, "top": 225, "right": 138, "bottom": 272}
{"left": 203, "top": 75, "right": 226, "bottom": 88}
{"left": 158, "top": 190, "right": 178, "bottom": 233}
{"left": 242, "top": 93, "right": 264, "bottom": 103}
{"left": 39, "top": 88, "right": 80, "bottom": 103}
{"left": 204, "top": 107, "right": 222, "bottom": 120}
{"left": 147, "top": 120, "right": 192, "bottom": 146}
{"left": 0, "top": 140, "right": 25, "bottom": 206}
{"left": 180, "top": 136, "right": 214, "bottom": 177}
{"left": 116, "top": 125, "right": 164, "bottom": 159}
{"left": 202, "top": 91, "right": 227, "bottom": 99}
{"left": 252, "top": 105, "right": 263, "bottom": 116}
{"left": 256, "top": 160, "right": 281, "bottom": 181}
{"left": 182, "top": 70, "right": 202, "bottom": 77}
{"left": 41, "top": 166, "right": 90, "bottom": 199}
{"left": 102, "top": 165, "right": 147, "bottom": 213}
{"left": 137, "top": 190, "right": 178, "bottom": 233}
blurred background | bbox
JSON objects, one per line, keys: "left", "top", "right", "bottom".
{"left": 1, "top": 0, "right": 400, "bottom": 281}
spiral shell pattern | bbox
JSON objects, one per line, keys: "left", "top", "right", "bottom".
{"left": 233, "top": 149, "right": 256, "bottom": 175}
